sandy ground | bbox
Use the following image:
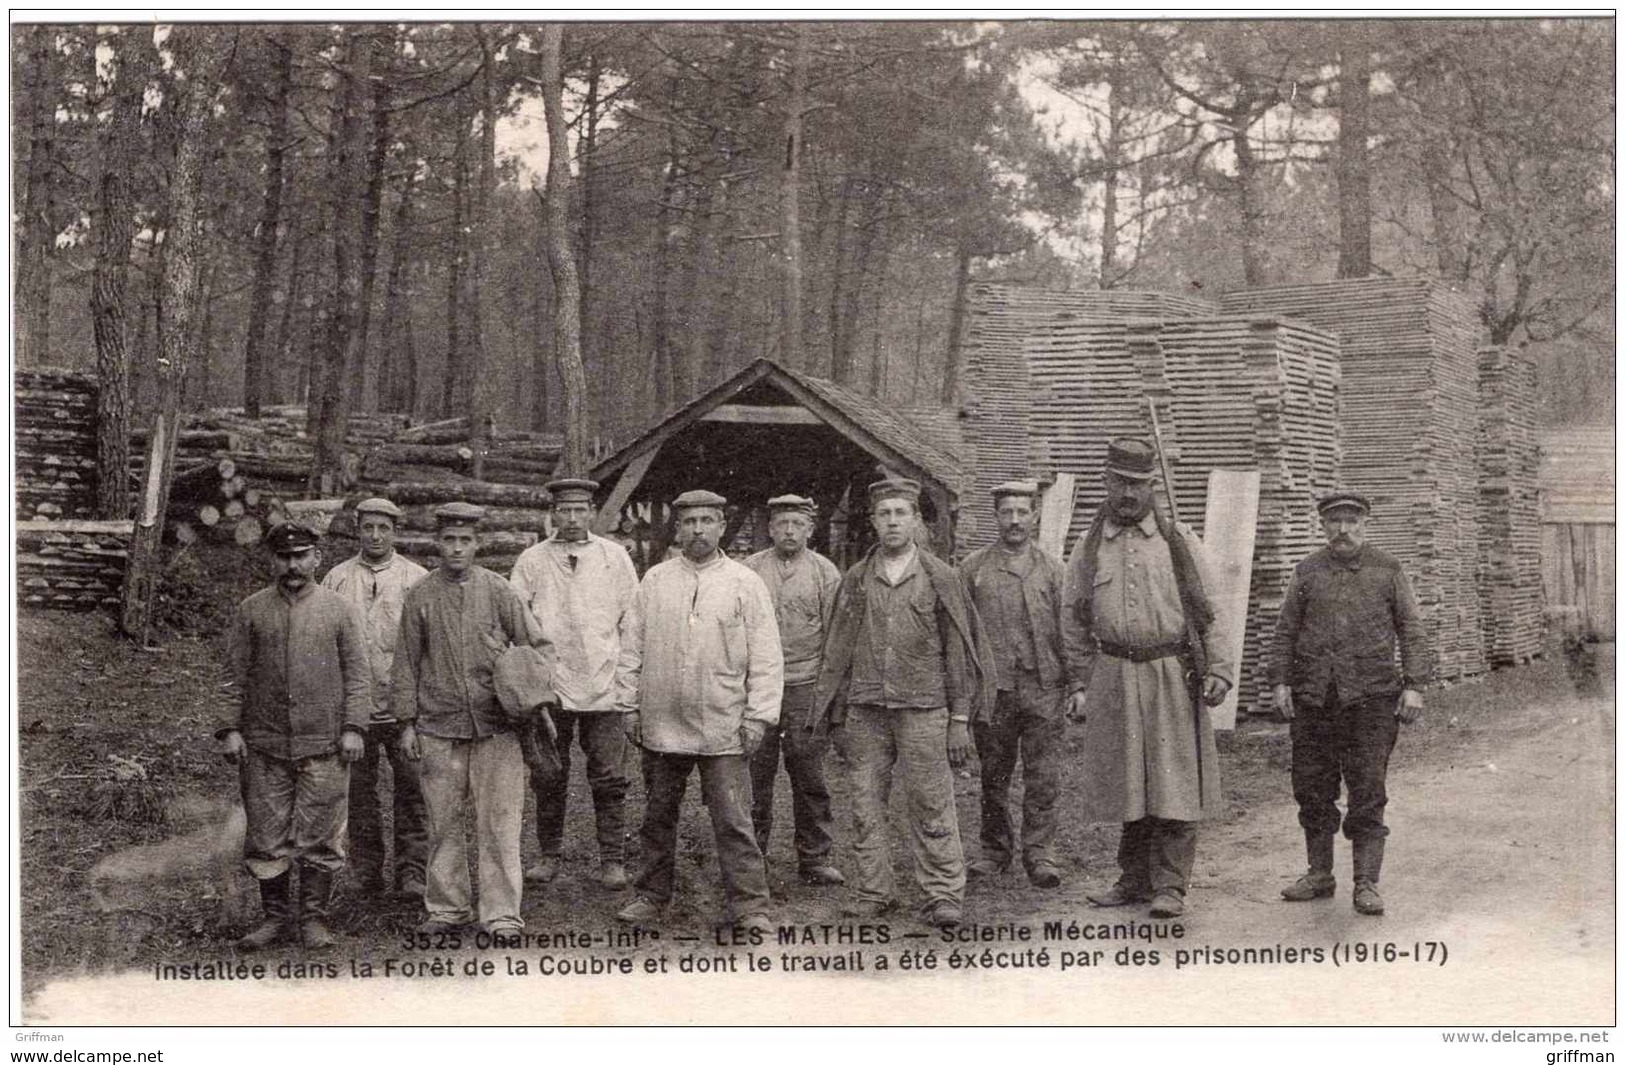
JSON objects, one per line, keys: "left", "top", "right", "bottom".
{"left": 23, "top": 654, "right": 1613, "bottom": 1026}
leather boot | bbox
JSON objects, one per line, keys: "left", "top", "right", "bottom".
{"left": 1352, "top": 837, "right": 1385, "bottom": 916}
{"left": 300, "top": 866, "right": 339, "bottom": 949}
{"left": 1281, "top": 832, "right": 1337, "bottom": 901}
{"left": 237, "top": 871, "right": 293, "bottom": 951}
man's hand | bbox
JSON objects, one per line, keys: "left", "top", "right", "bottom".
{"left": 947, "top": 719, "right": 973, "bottom": 767}
{"left": 1396, "top": 688, "right": 1424, "bottom": 725}
{"left": 740, "top": 720, "right": 767, "bottom": 758}
{"left": 1273, "top": 684, "right": 1295, "bottom": 722}
{"left": 398, "top": 722, "right": 422, "bottom": 762}
{"left": 339, "top": 729, "right": 365, "bottom": 763}
{"left": 1200, "top": 674, "right": 1232, "bottom": 708}
{"left": 1065, "top": 691, "right": 1088, "bottom": 724}
{"left": 620, "top": 712, "right": 641, "bottom": 747}
{"left": 220, "top": 730, "right": 245, "bottom": 765}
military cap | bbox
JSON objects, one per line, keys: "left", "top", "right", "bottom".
{"left": 767, "top": 494, "right": 816, "bottom": 516}
{"left": 1317, "top": 490, "right": 1370, "bottom": 517}
{"left": 432, "top": 501, "right": 488, "bottom": 527}
{"left": 544, "top": 478, "right": 599, "bottom": 504}
{"left": 673, "top": 489, "right": 728, "bottom": 510}
{"left": 1104, "top": 438, "right": 1156, "bottom": 481}
{"left": 868, "top": 478, "right": 921, "bottom": 505}
{"left": 265, "top": 521, "right": 320, "bottom": 555}
{"left": 354, "top": 497, "right": 404, "bottom": 522}
{"left": 991, "top": 480, "right": 1040, "bottom": 501}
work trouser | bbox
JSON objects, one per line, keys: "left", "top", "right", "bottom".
{"left": 635, "top": 749, "right": 772, "bottom": 918}
{"left": 419, "top": 731, "right": 526, "bottom": 931}
{"left": 1113, "top": 817, "right": 1198, "bottom": 898}
{"left": 973, "top": 672, "right": 1064, "bottom": 871}
{"left": 241, "top": 747, "right": 349, "bottom": 880}
{"left": 749, "top": 683, "right": 835, "bottom": 868}
{"left": 1291, "top": 688, "right": 1401, "bottom": 842}
{"left": 348, "top": 722, "right": 428, "bottom": 889}
{"left": 531, "top": 710, "right": 630, "bottom": 864}
{"left": 845, "top": 704, "right": 965, "bottom": 907}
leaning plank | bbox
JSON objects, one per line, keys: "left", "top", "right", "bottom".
{"left": 1200, "top": 469, "right": 1260, "bottom": 731}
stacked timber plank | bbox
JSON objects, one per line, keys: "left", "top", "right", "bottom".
{"left": 17, "top": 520, "right": 132, "bottom": 611}
{"left": 1476, "top": 346, "right": 1544, "bottom": 665}
{"left": 16, "top": 369, "right": 99, "bottom": 520}
{"left": 959, "top": 285, "right": 1216, "bottom": 549}
{"left": 1221, "top": 279, "right": 1489, "bottom": 682}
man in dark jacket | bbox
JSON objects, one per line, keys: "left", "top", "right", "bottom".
{"left": 811, "top": 478, "right": 996, "bottom": 928}
{"left": 957, "top": 481, "right": 1071, "bottom": 889}
{"left": 1271, "top": 490, "right": 1430, "bottom": 916}
{"left": 219, "top": 521, "right": 370, "bottom": 951}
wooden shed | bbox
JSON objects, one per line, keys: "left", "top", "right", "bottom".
{"left": 1540, "top": 426, "right": 1615, "bottom": 641}
{"left": 589, "top": 358, "right": 963, "bottom": 571}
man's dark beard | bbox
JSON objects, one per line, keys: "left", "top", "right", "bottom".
{"left": 1114, "top": 497, "right": 1151, "bottom": 522}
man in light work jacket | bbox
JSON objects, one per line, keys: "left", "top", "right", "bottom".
{"left": 743, "top": 494, "right": 845, "bottom": 888}
{"left": 613, "top": 490, "right": 783, "bottom": 933}
{"left": 957, "top": 480, "right": 1071, "bottom": 889}
{"left": 219, "top": 521, "right": 370, "bottom": 951}
{"left": 392, "top": 502, "right": 536, "bottom": 936}
{"left": 1271, "top": 490, "right": 1429, "bottom": 917}
{"left": 510, "top": 478, "right": 639, "bottom": 891}
{"left": 812, "top": 478, "right": 997, "bottom": 929}
{"left": 321, "top": 496, "right": 429, "bottom": 901}
{"left": 1062, "top": 439, "right": 1235, "bottom": 920}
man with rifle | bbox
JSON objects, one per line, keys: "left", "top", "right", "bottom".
{"left": 1061, "top": 437, "right": 1235, "bottom": 919}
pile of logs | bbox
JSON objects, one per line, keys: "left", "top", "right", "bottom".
{"left": 362, "top": 415, "right": 564, "bottom": 485}
{"left": 1221, "top": 279, "right": 1492, "bottom": 682}
{"left": 17, "top": 520, "right": 132, "bottom": 611}
{"left": 1476, "top": 346, "right": 1545, "bottom": 665}
{"left": 16, "top": 368, "right": 100, "bottom": 520}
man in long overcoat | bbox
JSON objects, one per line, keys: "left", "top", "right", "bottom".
{"left": 1061, "top": 439, "right": 1235, "bottom": 919}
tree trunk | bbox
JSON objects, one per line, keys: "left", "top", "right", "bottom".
{"left": 466, "top": 25, "right": 498, "bottom": 479}
{"left": 442, "top": 96, "right": 468, "bottom": 419}
{"left": 121, "top": 29, "right": 222, "bottom": 643}
{"left": 939, "top": 245, "right": 973, "bottom": 406}
{"left": 273, "top": 212, "right": 306, "bottom": 405}
{"left": 651, "top": 85, "right": 680, "bottom": 411}
{"left": 243, "top": 35, "right": 293, "bottom": 418}
{"left": 90, "top": 29, "right": 140, "bottom": 521}
{"left": 540, "top": 25, "right": 589, "bottom": 477}
{"left": 352, "top": 40, "right": 391, "bottom": 414}
{"left": 1335, "top": 31, "right": 1373, "bottom": 279}
{"left": 1232, "top": 101, "right": 1266, "bottom": 287}
{"left": 578, "top": 49, "right": 600, "bottom": 382}
{"left": 839, "top": 191, "right": 880, "bottom": 387}
{"left": 17, "top": 25, "right": 58, "bottom": 367}
{"left": 1100, "top": 82, "right": 1122, "bottom": 286}
{"left": 778, "top": 23, "right": 809, "bottom": 371}
{"left": 378, "top": 177, "right": 414, "bottom": 413}
{"left": 827, "top": 176, "right": 855, "bottom": 382}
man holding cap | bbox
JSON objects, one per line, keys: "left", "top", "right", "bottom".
{"left": 744, "top": 494, "right": 844, "bottom": 888}
{"left": 957, "top": 480, "right": 1071, "bottom": 889}
{"left": 613, "top": 490, "right": 782, "bottom": 932}
{"left": 322, "top": 496, "right": 429, "bottom": 901}
{"left": 392, "top": 502, "right": 537, "bottom": 935}
{"left": 509, "top": 478, "right": 639, "bottom": 890}
{"left": 1270, "top": 490, "right": 1429, "bottom": 916}
{"left": 1062, "top": 438, "right": 1235, "bottom": 920}
{"left": 218, "top": 522, "right": 370, "bottom": 950}
{"left": 812, "top": 478, "right": 996, "bottom": 929}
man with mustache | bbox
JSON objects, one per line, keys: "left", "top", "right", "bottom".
{"left": 957, "top": 481, "right": 1071, "bottom": 889}
{"left": 321, "top": 497, "right": 429, "bottom": 902}
{"left": 1270, "top": 491, "right": 1429, "bottom": 917}
{"left": 1062, "top": 438, "right": 1235, "bottom": 920}
{"left": 219, "top": 521, "right": 370, "bottom": 950}
{"left": 613, "top": 490, "right": 783, "bottom": 933}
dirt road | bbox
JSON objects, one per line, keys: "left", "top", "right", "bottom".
{"left": 21, "top": 626, "right": 1615, "bottom": 1024}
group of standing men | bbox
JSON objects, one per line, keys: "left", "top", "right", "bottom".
{"left": 217, "top": 435, "right": 1428, "bottom": 950}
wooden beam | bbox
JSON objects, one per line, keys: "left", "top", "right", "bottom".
{"left": 700, "top": 403, "right": 823, "bottom": 426}
{"left": 1201, "top": 469, "right": 1260, "bottom": 730}
{"left": 593, "top": 444, "right": 661, "bottom": 534}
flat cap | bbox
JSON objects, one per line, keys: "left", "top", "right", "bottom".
{"left": 991, "top": 480, "right": 1039, "bottom": 501}
{"left": 265, "top": 521, "right": 320, "bottom": 554}
{"left": 354, "top": 497, "right": 404, "bottom": 521}
{"left": 869, "top": 478, "right": 922, "bottom": 504}
{"left": 1104, "top": 438, "right": 1156, "bottom": 481}
{"left": 1317, "top": 490, "right": 1370, "bottom": 517}
{"left": 432, "top": 501, "right": 488, "bottom": 526}
{"left": 544, "top": 478, "right": 599, "bottom": 503}
{"left": 767, "top": 494, "right": 815, "bottom": 515}
{"left": 672, "top": 489, "right": 728, "bottom": 510}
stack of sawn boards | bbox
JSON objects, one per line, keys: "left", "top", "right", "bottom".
{"left": 1475, "top": 345, "right": 1544, "bottom": 665}
{"left": 16, "top": 368, "right": 100, "bottom": 520}
{"left": 1221, "top": 279, "right": 1492, "bottom": 682}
